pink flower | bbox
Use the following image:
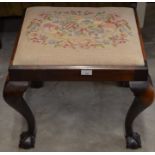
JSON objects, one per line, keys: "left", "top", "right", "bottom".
{"left": 43, "top": 23, "right": 59, "bottom": 30}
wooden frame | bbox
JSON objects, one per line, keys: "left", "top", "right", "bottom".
{"left": 3, "top": 7, "right": 154, "bottom": 149}
{"left": 8, "top": 8, "right": 148, "bottom": 82}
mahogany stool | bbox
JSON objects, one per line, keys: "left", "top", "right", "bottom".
{"left": 3, "top": 7, "right": 154, "bottom": 149}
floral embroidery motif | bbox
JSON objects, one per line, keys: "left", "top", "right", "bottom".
{"left": 26, "top": 10, "right": 132, "bottom": 49}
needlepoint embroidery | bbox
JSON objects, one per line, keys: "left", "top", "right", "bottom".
{"left": 26, "top": 10, "right": 132, "bottom": 49}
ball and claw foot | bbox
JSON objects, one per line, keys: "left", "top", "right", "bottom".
{"left": 19, "top": 132, "right": 35, "bottom": 149}
{"left": 126, "top": 132, "right": 141, "bottom": 149}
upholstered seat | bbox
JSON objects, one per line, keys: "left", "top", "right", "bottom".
{"left": 13, "top": 7, "right": 145, "bottom": 66}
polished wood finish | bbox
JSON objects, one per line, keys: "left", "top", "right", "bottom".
{"left": 125, "top": 75, "right": 154, "bottom": 149}
{"left": 3, "top": 78, "right": 36, "bottom": 149}
{"left": 9, "top": 65, "right": 148, "bottom": 82}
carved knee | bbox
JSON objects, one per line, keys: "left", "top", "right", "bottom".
{"left": 139, "top": 84, "right": 155, "bottom": 106}
{"left": 130, "top": 78, "right": 154, "bottom": 107}
{"left": 3, "top": 81, "right": 28, "bottom": 102}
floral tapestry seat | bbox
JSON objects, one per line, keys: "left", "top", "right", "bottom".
{"left": 13, "top": 7, "right": 145, "bottom": 66}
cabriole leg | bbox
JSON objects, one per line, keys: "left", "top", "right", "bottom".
{"left": 125, "top": 76, "right": 154, "bottom": 149}
{"left": 3, "top": 78, "right": 36, "bottom": 149}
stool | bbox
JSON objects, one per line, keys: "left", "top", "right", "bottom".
{"left": 3, "top": 7, "right": 154, "bottom": 149}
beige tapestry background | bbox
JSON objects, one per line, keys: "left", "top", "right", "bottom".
{"left": 13, "top": 7, "right": 144, "bottom": 66}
